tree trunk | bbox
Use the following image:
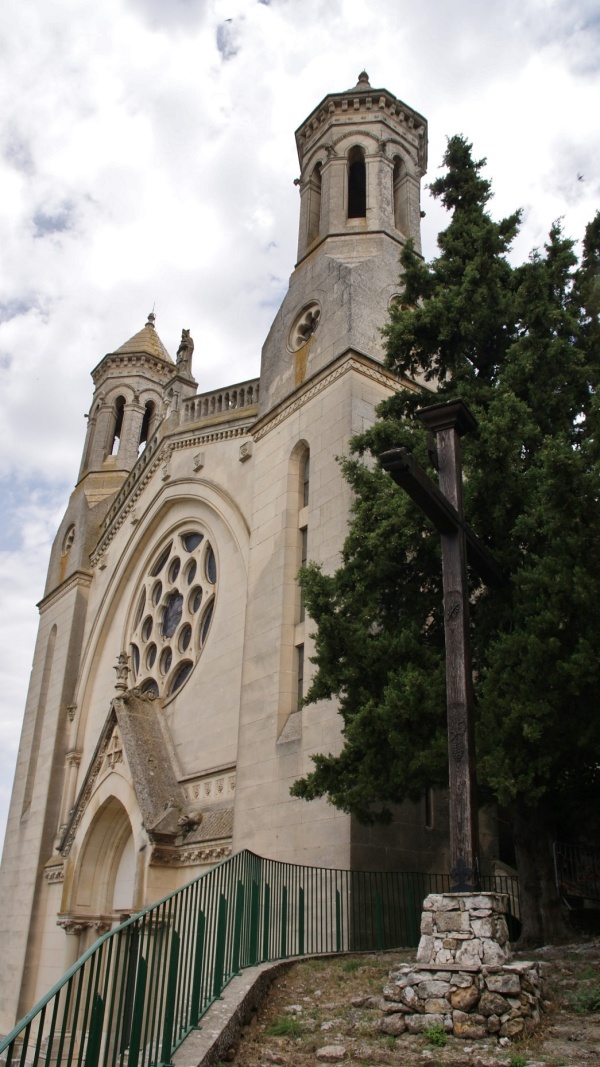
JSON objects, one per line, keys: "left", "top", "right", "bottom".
{"left": 510, "top": 802, "right": 569, "bottom": 946}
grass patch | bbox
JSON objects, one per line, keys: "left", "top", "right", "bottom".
{"left": 341, "top": 959, "right": 364, "bottom": 973}
{"left": 424, "top": 1022, "right": 447, "bottom": 1048}
{"left": 265, "top": 1016, "right": 304, "bottom": 1038}
{"left": 568, "top": 984, "right": 600, "bottom": 1013}
{"left": 508, "top": 1053, "right": 527, "bottom": 1067}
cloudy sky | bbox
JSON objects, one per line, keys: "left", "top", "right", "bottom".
{"left": 0, "top": 0, "right": 598, "bottom": 852}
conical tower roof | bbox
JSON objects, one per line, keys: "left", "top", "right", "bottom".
{"left": 113, "top": 312, "right": 173, "bottom": 362}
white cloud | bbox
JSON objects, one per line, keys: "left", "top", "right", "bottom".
{"left": 1, "top": 0, "right": 599, "bottom": 851}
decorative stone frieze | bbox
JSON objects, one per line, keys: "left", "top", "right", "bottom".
{"left": 57, "top": 916, "right": 112, "bottom": 936}
{"left": 150, "top": 843, "right": 232, "bottom": 867}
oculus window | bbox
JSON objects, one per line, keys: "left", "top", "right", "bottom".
{"left": 129, "top": 528, "right": 217, "bottom": 700}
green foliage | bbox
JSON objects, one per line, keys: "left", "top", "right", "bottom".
{"left": 291, "top": 135, "right": 600, "bottom": 860}
{"left": 423, "top": 1021, "right": 447, "bottom": 1047}
{"left": 265, "top": 1016, "right": 304, "bottom": 1038}
{"left": 568, "top": 984, "right": 600, "bottom": 1013}
{"left": 507, "top": 1053, "right": 527, "bottom": 1067}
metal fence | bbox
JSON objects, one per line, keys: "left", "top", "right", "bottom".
{"left": 0, "top": 851, "right": 519, "bottom": 1067}
{"left": 554, "top": 841, "right": 600, "bottom": 906}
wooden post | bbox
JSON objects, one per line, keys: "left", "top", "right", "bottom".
{"left": 416, "top": 400, "right": 479, "bottom": 890}
{"left": 381, "top": 399, "right": 507, "bottom": 891}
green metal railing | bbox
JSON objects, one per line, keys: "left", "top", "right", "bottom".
{"left": 0, "top": 851, "right": 519, "bottom": 1067}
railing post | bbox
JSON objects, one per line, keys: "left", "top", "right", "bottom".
{"left": 231, "top": 881, "right": 245, "bottom": 976}
{"left": 280, "top": 886, "right": 288, "bottom": 960}
{"left": 298, "top": 887, "right": 305, "bottom": 956}
{"left": 127, "top": 954, "right": 147, "bottom": 1067}
{"left": 190, "top": 910, "right": 205, "bottom": 1028}
{"left": 335, "top": 890, "right": 341, "bottom": 953}
{"left": 212, "top": 895, "right": 228, "bottom": 999}
{"left": 159, "top": 930, "right": 180, "bottom": 1067}
{"left": 376, "top": 891, "right": 383, "bottom": 950}
{"left": 262, "top": 883, "right": 270, "bottom": 962}
{"left": 84, "top": 993, "right": 104, "bottom": 1067}
{"left": 249, "top": 881, "right": 260, "bottom": 966}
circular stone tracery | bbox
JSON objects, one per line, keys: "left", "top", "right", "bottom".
{"left": 129, "top": 530, "right": 217, "bottom": 700}
{"left": 289, "top": 302, "right": 321, "bottom": 352}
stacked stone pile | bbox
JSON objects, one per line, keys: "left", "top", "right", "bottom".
{"left": 378, "top": 893, "right": 543, "bottom": 1041}
{"left": 417, "top": 892, "right": 511, "bottom": 967}
{"left": 379, "top": 958, "right": 542, "bottom": 1039}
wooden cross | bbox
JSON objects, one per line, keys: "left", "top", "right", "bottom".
{"left": 381, "top": 398, "right": 506, "bottom": 891}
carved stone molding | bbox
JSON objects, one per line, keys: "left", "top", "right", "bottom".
{"left": 57, "top": 916, "right": 112, "bottom": 936}
{"left": 253, "top": 353, "right": 413, "bottom": 441}
{"left": 150, "top": 843, "right": 232, "bottom": 868}
{"left": 37, "top": 571, "right": 93, "bottom": 614}
{"left": 44, "top": 862, "right": 65, "bottom": 884}
{"left": 91, "top": 421, "right": 255, "bottom": 564}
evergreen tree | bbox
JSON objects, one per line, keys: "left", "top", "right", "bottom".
{"left": 291, "top": 136, "right": 600, "bottom": 943}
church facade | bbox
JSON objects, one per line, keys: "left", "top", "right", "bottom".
{"left": 0, "top": 74, "right": 471, "bottom": 1032}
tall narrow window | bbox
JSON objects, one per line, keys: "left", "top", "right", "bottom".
{"left": 393, "top": 155, "right": 408, "bottom": 234}
{"left": 110, "top": 396, "right": 126, "bottom": 457}
{"left": 302, "top": 455, "right": 310, "bottom": 506}
{"left": 296, "top": 644, "right": 304, "bottom": 708}
{"left": 348, "top": 146, "right": 366, "bottom": 219}
{"left": 299, "top": 526, "right": 308, "bottom": 622}
{"left": 307, "top": 162, "right": 322, "bottom": 245}
{"left": 138, "top": 401, "right": 155, "bottom": 454}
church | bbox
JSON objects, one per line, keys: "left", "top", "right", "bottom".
{"left": 0, "top": 73, "right": 488, "bottom": 1032}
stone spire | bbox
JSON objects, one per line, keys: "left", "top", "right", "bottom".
{"left": 114, "top": 312, "right": 173, "bottom": 363}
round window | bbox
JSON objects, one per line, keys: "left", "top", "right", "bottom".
{"left": 128, "top": 528, "right": 218, "bottom": 700}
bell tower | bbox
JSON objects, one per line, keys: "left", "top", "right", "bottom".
{"left": 258, "top": 72, "right": 427, "bottom": 417}
{"left": 296, "top": 70, "right": 426, "bottom": 260}
{"left": 79, "top": 312, "right": 175, "bottom": 481}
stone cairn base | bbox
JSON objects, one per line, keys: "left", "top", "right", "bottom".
{"left": 379, "top": 893, "right": 543, "bottom": 1041}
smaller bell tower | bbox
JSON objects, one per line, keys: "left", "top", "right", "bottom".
{"left": 79, "top": 312, "right": 175, "bottom": 482}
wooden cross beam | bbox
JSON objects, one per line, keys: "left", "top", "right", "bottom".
{"left": 381, "top": 398, "right": 506, "bottom": 892}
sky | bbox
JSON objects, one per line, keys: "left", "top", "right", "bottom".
{"left": 0, "top": 0, "right": 599, "bottom": 853}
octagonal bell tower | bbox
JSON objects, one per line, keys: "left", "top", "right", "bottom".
{"left": 258, "top": 72, "right": 428, "bottom": 417}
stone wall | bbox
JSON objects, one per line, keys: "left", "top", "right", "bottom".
{"left": 377, "top": 892, "right": 543, "bottom": 1041}
{"left": 417, "top": 892, "right": 511, "bottom": 968}
{"left": 379, "top": 958, "right": 543, "bottom": 1040}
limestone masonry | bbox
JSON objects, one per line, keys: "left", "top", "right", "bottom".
{"left": 0, "top": 74, "right": 506, "bottom": 1034}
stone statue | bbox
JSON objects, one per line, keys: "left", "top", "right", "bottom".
{"left": 176, "top": 329, "right": 194, "bottom": 377}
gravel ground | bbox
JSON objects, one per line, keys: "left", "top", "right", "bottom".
{"left": 221, "top": 940, "right": 600, "bottom": 1067}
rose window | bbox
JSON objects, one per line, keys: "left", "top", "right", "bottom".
{"left": 289, "top": 302, "right": 321, "bottom": 352}
{"left": 129, "top": 530, "right": 217, "bottom": 699}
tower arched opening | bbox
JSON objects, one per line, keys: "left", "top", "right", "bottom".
{"left": 138, "top": 401, "right": 156, "bottom": 455}
{"left": 347, "top": 145, "right": 366, "bottom": 219}
{"left": 307, "top": 162, "right": 322, "bottom": 245}
{"left": 393, "top": 154, "right": 409, "bottom": 235}
{"left": 109, "top": 396, "right": 126, "bottom": 457}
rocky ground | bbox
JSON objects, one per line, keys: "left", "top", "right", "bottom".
{"left": 222, "top": 939, "right": 600, "bottom": 1067}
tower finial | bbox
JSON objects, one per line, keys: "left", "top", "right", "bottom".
{"left": 356, "top": 70, "right": 370, "bottom": 89}
{"left": 146, "top": 307, "right": 156, "bottom": 328}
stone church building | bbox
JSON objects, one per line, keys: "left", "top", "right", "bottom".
{"left": 0, "top": 73, "right": 484, "bottom": 1032}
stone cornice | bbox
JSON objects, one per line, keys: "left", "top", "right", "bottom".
{"left": 37, "top": 570, "right": 93, "bottom": 613}
{"left": 296, "top": 87, "right": 427, "bottom": 171}
{"left": 252, "top": 350, "right": 420, "bottom": 442}
{"left": 91, "top": 351, "right": 174, "bottom": 383}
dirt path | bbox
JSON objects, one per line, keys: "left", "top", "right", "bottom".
{"left": 223, "top": 940, "right": 600, "bottom": 1067}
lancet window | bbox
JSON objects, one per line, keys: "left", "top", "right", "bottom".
{"left": 347, "top": 145, "right": 366, "bottom": 218}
